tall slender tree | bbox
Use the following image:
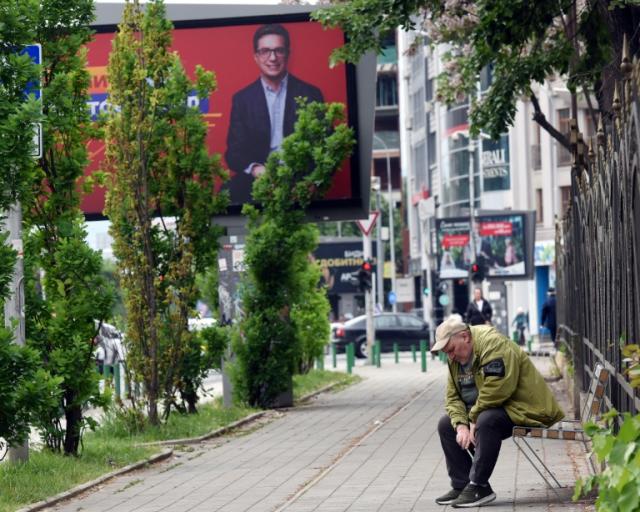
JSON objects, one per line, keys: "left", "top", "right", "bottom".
{"left": 23, "top": 0, "right": 115, "bottom": 455}
{"left": 104, "top": 0, "right": 227, "bottom": 424}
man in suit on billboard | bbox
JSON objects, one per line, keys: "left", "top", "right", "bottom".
{"left": 225, "top": 23, "right": 324, "bottom": 205}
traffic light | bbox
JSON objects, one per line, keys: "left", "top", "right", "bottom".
{"left": 471, "top": 262, "right": 484, "bottom": 282}
{"left": 357, "top": 259, "right": 373, "bottom": 292}
{"left": 422, "top": 285, "right": 430, "bottom": 296}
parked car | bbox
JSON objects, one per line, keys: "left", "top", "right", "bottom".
{"left": 331, "top": 313, "right": 430, "bottom": 359}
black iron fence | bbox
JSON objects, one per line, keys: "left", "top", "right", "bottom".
{"left": 557, "top": 51, "right": 640, "bottom": 417}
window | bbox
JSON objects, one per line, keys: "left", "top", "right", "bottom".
{"left": 557, "top": 108, "right": 572, "bottom": 166}
{"left": 375, "top": 315, "right": 398, "bottom": 328}
{"left": 561, "top": 186, "right": 572, "bottom": 213}
{"left": 376, "top": 74, "right": 398, "bottom": 107}
{"left": 536, "top": 189, "right": 544, "bottom": 224}
{"left": 398, "top": 315, "right": 424, "bottom": 328}
{"left": 425, "top": 58, "right": 434, "bottom": 102}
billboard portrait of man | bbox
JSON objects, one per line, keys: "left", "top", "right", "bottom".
{"left": 224, "top": 23, "right": 324, "bottom": 204}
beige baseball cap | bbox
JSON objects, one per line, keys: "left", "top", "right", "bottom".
{"left": 433, "top": 314, "right": 468, "bottom": 352}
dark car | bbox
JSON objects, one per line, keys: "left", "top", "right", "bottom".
{"left": 331, "top": 313, "right": 430, "bottom": 359}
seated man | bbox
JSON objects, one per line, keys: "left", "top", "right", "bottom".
{"left": 432, "top": 315, "right": 564, "bottom": 508}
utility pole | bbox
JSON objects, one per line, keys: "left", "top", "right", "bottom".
{"left": 372, "top": 177, "right": 384, "bottom": 310}
{"left": 362, "top": 232, "right": 375, "bottom": 365}
{"left": 4, "top": 202, "right": 28, "bottom": 462}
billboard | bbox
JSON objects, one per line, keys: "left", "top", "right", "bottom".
{"left": 84, "top": 6, "right": 375, "bottom": 220}
{"left": 436, "top": 213, "right": 530, "bottom": 280}
{"left": 313, "top": 240, "right": 377, "bottom": 294}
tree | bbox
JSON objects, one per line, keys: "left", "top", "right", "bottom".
{"left": 315, "top": 0, "right": 640, "bottom": 143}
{"left": 232, "top": 100, "right": 354, "bottom": 407}
{"left": 104, "top": 0, "right": 227, "bottom": 424}
{"left": 22, "top": 0, "right": 116, "bottom": 455}
{"left": 0, "top": 0, "right": 60, "bottom": 455}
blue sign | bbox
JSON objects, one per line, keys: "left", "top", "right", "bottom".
{"left": 21, "top": 44, "right": 42, "bottom": 100}
{"left": 388, "top": 291, "right": 397, "bottom": 305}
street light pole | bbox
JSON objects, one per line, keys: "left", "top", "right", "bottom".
{"left": 372, "top": 177, "right": 384, "bottom": 310}
{"left": 373, "top": 134, "right": 397, "bottom": 313}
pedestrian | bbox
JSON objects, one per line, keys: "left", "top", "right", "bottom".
{"left": 464, "top": 287, "right": 492, "bottom": 326}
{"left": 432, "top": 314, "right": 564, "bottom": 508}
{"left": 511, "top": 307, "right": 528, "bottom": 346}
{"left": 540, "top": 287, "right": 557, "bottom": 347}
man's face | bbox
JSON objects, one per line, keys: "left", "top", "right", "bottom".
{"left": 442, "top": 330, "right": 473, "bottom": 365}
{"left": 254, "top": 34, "right": 289, "bottom": 82}
{"left": 474, "top": 288, "right": 482, "bottom": 301}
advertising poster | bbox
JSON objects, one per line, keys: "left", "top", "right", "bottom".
{"left": 82, "top": 16, "right": 355, "bottom": 217}
{"left": 436, "top": 218, "right": 472, "bottom": 279}
{"left": 437, "top": 214, "right": 527, "bottom": 279}
{"left": 475, "top": 214, "right": 526, "bottom": 277}
{"left": 313, "top": 241, "right": 377, "bottom": 294}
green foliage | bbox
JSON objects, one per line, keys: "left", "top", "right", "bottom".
{"left": 574, "top": 411, "right": 640, "bottom": 511}
{"left": 315, "top": 0, "right": 638, "bottom": 138}
{"left": 291, "top": 262, "right": 330, "bottom": 373}
{"left": 175, "top": 326, "right": 229, "bottom": 413}
{"left": 0, "top": 327, "right": 61, "bottom": 450}
{"left": 18, "top": 0, "right": 116, "bottom": 456}
{"left": 232, "top": 100, "right": 354, "bottom": 407}
{"left": 104, "top": 0, "right": 227, "bottom": 424}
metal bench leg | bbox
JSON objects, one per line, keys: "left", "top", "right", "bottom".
{"left": 512, "top": 436, "right": 564, "bottom": 496}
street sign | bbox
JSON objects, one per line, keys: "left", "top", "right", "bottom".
{"left": 22, "top": 44, "right": 42, "bottom": 100}
{"left": 22, "top": 44, "right": 42, "bottom": 159}
{"left": 32, "top": 123, "right": 42, "bottom": 159}
{"left": 388, "top": 291, "right": 397, "bottom": 305}
{"left": 356, "top": 211, "right": 380, "bottom": 236}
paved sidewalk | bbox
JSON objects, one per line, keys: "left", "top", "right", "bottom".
{"left": 48, "top": 353, "right": 594, "bottom": 512}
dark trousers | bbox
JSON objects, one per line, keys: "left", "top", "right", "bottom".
{"left": 437, "top": 408, "right": 514, "bottom": 488}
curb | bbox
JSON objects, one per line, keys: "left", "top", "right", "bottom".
{"left": 138, "top": 411, "right": 267, "bottom": 446}
{"left": 295, "top": 381, "right": 344, "bottom": 404}
{"left": 15, "top": 448, "right": 173, "bottom": 512}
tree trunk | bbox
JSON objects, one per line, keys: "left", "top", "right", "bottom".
{"left": 63, "top": 396, "right": 82, "bottom": 456}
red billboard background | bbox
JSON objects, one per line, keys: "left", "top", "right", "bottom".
{"left": 82, "top": 18, "right": 352, "bottom": 217}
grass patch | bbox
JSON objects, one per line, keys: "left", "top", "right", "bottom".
{"left": 293, "top": 369, "right": 360, "bottom": 401}
{"left": 0, "top": 438, "right": 156, "bottom": 512}
{"left": 96, "top": 398, "right": 257, "bottom": 443}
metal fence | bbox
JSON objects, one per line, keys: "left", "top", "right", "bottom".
{"left": 557, "top": 48, "right": 640, "bottom": 417}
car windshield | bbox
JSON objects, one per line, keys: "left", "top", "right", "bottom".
{"left": 344, "top": 316, "right": 366, "bottom": 328}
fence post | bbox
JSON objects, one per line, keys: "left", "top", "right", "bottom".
{"left": 411, "top": 344, "right": 416, "bottom": 362}
{"left": 571, "top": 333, "right": 582, "bottom": 420}
{"left": 394, "top": 342, "right": 399, "bottom": 363}
{"left": 331, "top": 344, "right": 337, "bottom": 369}
{"left": 420, "top": 340, "right": 427, "bottom": 372}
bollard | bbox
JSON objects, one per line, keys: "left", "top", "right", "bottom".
{"left": 394, "top": 342, "right": 399, "bottom": 363}
{"left": 375, "top": 340, "right": 381, "bottom": 367}
{"left": 331, "top": 343, "right": 337, "bottom": 369}
{"left": 114, "top": 363, "right": 121, "bottom": 398}
{"left": 316, "top": 355, "right": 324, "bottom": 371}
{"left": 527, "top": 337, "right": 533, "bottom": 353}
{"left": 420, "top": 340, "right": 427, "bottom": 372}
{"left": 411, "top": 344, "right": 416, "bottom": 362}
{"left": 346, "top": 343, "right": 354, "bottom": 374}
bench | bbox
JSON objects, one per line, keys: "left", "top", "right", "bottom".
{"left": 511, "top": 362, "right": 609, "bottom": 493}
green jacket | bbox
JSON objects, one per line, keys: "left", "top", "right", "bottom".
{"left": 445, "top": 325, "right": 564, "bottom": 429}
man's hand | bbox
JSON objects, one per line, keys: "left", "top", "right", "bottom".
{"left": 455, "top": 424, "right": 474, "bottom": 450}
{"left": 469, "top": 422, "right": 477, "bottom": 446}
{"left": 251, "top": 164, "right": 266, "bottom": 178}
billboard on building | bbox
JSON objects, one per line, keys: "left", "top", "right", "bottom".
{"left": 436, "top": 212, "right": 531, "bottom": 280}
{"left": 83, "top": 7, "right": 375, "bottom": 221}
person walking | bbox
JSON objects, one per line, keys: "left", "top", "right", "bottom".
{"left": 432, "top": 315, "right": 564, "bottom": 508}
{"left": 540, "top": 287, "right": 557, "bottom": 347}
{"left": 464, "top": 287, "right": 492, "bottom": 326}
{"left": 511, "top": 307, "right": 528, "bottom": 346}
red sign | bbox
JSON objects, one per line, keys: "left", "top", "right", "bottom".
{"left": 479, "top": 222, "right": 513, "bottom": 236}
{"left": 82, "top": 16, "right": 353, "bottom": 217}
{"left": 442, "top": 234, "right": 470, "bottom": 248}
